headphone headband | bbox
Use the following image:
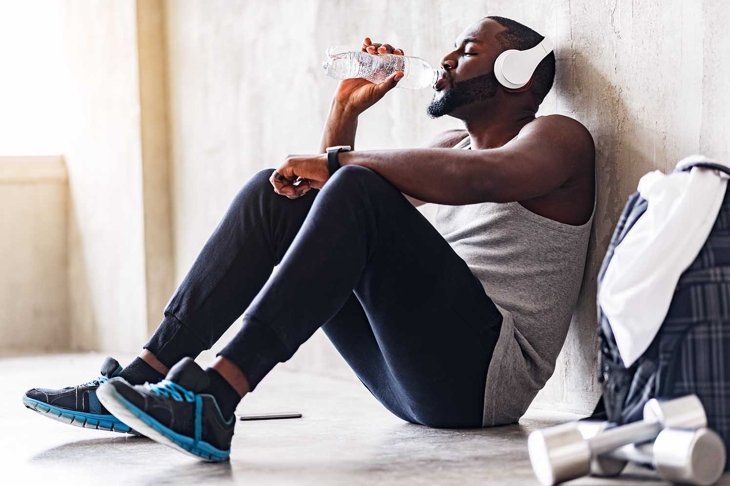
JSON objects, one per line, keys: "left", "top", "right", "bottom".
{"left": 494, "top": 37, "right": 554, "bottom": 90}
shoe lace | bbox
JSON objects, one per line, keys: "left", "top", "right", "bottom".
{"left": 148, "top": 380, "right": 196, "bottom": 403}
{"left": 80, "top": 375, "right": 109, "bottom": 388}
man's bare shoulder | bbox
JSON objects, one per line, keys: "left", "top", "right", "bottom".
{"left": 425, "top": 129, "right": 469, "bottom": 148}
{"left": 514, "top": 114, "right": 595, "bottom": 223}
{"left": 520, "top": 114, "right": 595, "bottom": 166}
{"left": 528, "top": 114, "right": 592, "bottom": 138}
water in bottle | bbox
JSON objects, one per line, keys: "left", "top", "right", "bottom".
{"left": 322, "top": 47, "right": 438, "bottom": 90}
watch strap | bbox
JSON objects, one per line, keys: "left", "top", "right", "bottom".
{"left": 326, "top": 146, "right": 351, "bottom": 177}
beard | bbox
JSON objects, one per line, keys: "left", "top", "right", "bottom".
{"left": 427, "top": 72, "right": 499, "bottom": 118}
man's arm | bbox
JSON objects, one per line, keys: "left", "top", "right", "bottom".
{"left": 404, "top": 129, "right": 469, "bottom": 207}
{"left": 338, "top": 115, "right": 593, "bottom": 205}
{"left": 318, "top": 102, "right": 359, "bottom": 153}
{"left": 272, "top": 116, "right": 593, "bottom": 204}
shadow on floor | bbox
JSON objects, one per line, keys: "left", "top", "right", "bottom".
{"left": 31, "top": 436, "right": 234, "bottom": 485}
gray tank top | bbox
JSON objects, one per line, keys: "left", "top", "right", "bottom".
{"left": 432, "top": 137, "right": 594, "bottom": 426}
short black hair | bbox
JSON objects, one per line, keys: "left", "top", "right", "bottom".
{"left": 487, "top": 16, "right": 555, "bottom": 104}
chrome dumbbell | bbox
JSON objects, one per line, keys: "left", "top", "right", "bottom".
{"left": 528, "top": 395, "right": 707, "bottom": 485}
{"left": 577, "top": 420, "right": 726, "bottom": 485}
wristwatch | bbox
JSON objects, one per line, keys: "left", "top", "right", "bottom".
{"left": 326, "top": 145, "right": 351, "bottom": 177}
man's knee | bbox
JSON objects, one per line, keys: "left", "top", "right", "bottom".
{"left": 251, "top": 168, "right": 276, "bottom": 189}
{"left": 232, "top": 168, "right": 276, "bottom": 204}
{"left": 331, "top": 164, "right": 377, "bottom": 184}
{"left": 328, "top": 165, "right": 394, "bottom": 196}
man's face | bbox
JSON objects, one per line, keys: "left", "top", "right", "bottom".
{"left": 427, "top": 19, "right": 506, "bottom": 118}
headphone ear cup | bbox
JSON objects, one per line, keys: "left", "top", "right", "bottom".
{"left": 494, "top": 39, "right": 554, "bottom": 90}
{"left": 494, "top": 50, "right": 519, "bottom": 88}
{"left": 494, "top": 48, "right": 533, "bottom": 89}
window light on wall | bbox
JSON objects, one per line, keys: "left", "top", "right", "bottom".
{"left": 0, "top": 1, "right": 66, "bottom": 156}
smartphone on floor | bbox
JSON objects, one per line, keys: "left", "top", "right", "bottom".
{"left": 238, "top": 411, "right": 302, "bottom": 421}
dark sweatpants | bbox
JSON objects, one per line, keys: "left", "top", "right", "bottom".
{"left": 144, "top": 165, "right": 502, "bottom": 428}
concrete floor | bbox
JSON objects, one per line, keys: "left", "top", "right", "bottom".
{"left": 1, "top": 354, "right": 728, "bottom": 486}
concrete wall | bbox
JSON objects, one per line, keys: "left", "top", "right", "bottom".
{"left": 136, "top": 0, "right": 176, "bottom": 335}
{"left": 0, "top": 157, "right": 68, "bottom": 352}
{"left": 63, "top": 0, "right": 150, "bottom": 352}
{"left": 162, "top": 0, "right": 730, "bottom": 414}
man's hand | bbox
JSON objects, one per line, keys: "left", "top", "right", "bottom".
{"left": 270, "top": 153, "right": 329, "bottom": 198}
{"left": 332, "top": 37, "right": 405, "bottom": 117}
{"left": 319, "top": 38, "right": 405, "bottom": 153}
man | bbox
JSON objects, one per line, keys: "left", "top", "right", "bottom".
{"left": 24, "top": 16, "right": 594, "bottom": 462}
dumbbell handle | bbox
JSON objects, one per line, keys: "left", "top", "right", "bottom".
{"left": 589, "top": 420, "right": 661, "bottom": 455}
{"left": 603, "top": 440, "right": 655, "bottom": 465}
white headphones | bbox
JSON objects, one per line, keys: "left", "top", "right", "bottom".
{"left": 493, "top": 37, "right": 554, "bottom": 89}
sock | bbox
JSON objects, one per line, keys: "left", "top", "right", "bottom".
{"left": 120, "top": 357, "right": 165, "bottom": 385}
{"left": 204, "top": 368, "right": 242, "bottom": 419}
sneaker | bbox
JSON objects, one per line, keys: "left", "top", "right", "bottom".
{"left": 97, "top": 357, "right": 234, "bottom": 462}
{"left": 23, "top": 357, "right": 136, "bottom": 434}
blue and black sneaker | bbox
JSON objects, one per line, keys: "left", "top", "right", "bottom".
{"left": 97, "top": 357, "right": 234, "bottom": 462}
{"left": 23, "top": 357, "right": 136, "bottom": 434}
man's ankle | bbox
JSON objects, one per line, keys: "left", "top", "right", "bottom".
{"left": 204, "top": 368, "right": 243, "bottom": 419}
{"left": 119, "top": 356, "right": 165, "bottom": 385}
{"left": 140, "top": 349, "right": 170, "bottom": 375}
{"left": 210, "top": 356, "right": 250, "bottom": 397}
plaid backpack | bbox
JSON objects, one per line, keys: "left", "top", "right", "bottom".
{"left": 598, "top": 161, "right": 730, "bottom": 465}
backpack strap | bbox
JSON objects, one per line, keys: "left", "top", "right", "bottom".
{"left": 676, "top": 158, "right": 730, "bottom": 178}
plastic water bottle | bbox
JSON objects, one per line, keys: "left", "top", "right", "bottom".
{"left": 322, "top": 47, "right": 438, "bottom": 90}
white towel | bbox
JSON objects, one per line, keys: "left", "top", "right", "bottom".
{"left": 599, "top": 155, "right": 730, "bottom": 368}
